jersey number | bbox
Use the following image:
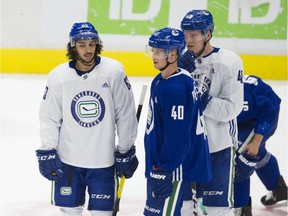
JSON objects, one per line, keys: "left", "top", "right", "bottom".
{"left": 171, "top": 105, "right": 184, "bottom": 120}
{"left": 238, "top": 70, "right": 244, "bottom": 83}
{"left": 243, "top": 101, "right": 249, "bottom": 111}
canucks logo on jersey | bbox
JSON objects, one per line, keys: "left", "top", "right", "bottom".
{"left": 70, "top": 91, "right": 105, "bottom": 128}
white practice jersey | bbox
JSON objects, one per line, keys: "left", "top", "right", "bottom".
{"left": 39, "top": 56, "right": 137, "bottom": 168}
{"left": 192, "top": 48, "right": 244, "bottom": 153}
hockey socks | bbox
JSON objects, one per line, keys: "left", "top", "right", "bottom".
{"left": 255, "top": 153, "right": 280, "bottom": 190}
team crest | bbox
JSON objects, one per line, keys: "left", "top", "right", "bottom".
{"left": 60, "top": 187, "right": 72, "bottom": 196}
{"left": 71, "top": 91, "right": 105, "bottom": 128}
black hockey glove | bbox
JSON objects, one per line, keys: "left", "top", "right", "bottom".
{"left": 177, "top": 50, "right": 196, "bottom": 73}
{"left": 115, "top": 145, "right": 139, "bottom": 179}
{"left": 36, "top": 149, "right": 63, "bottom": 180}
{"left": 148, "top": 166, "right": 173, "bottom": 200}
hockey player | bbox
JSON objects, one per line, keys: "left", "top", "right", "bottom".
{"left": 35, "top": 22, "right": 139, "bottom": 216}
{"left": 178, "top": 10, "right": 244, "bottom": 216}
{"left": 144, "top": 27, "right": 211, "bottom": 216}
{"left": 234, "top": 75, "right": 288, "bottom": 215}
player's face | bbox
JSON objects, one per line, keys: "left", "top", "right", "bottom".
{"left": 183, "top": 30, "right": 205, "bottom": 53}
{"left": 150, "top": 48, "right": 168, "bottom": 69}
{"left": 75, "top": 40, "right": 97, "bottom": 64}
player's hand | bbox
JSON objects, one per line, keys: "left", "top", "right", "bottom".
{"left": 148, "top": 166, "right": 173, "bottom": 200}
{"left": 243, "top": 142, "right": 259, "bottom": 157}
{"left": 115, "top": 145, "right": 139, "bottom": 179}
{"left": 242, "top": 134, "right": 262, "bottom": 157}
{"left": 177, "top": 50, "right": 196, "bottom": 73}
{"left": 36, "top": 149, "right": 63, "bottom": 180}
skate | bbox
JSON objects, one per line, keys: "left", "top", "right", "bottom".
{"left": 261, "top": 175, "right": 288, "bottom": 206}
{"left": 234, "top": 206, "right": 252, "bottom": 216}
{"left": 234, "top": 196, "right": 252, "bottom": 216}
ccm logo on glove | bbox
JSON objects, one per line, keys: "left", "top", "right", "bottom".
{"left": 37, "top": 154, "right": 57, "bottom": 161}
{"left": 115, "top": 154, "right": 136, "bottom": 163}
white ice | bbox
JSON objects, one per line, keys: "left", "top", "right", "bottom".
{"left": 0, "top": 74, "right": 287, "bottom": 216}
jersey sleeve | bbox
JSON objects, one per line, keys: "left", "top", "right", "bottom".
{"left": 110, "top": 65, "right": 138, "bottom": 153}
{"left": 204, "top": 57, "right": 244, "bottom": 122}
{"left": 39, "top": 70, "right": 63, "bottom": 150}
{"left": 240, "top": 75, "right": 281, "bottom": 137}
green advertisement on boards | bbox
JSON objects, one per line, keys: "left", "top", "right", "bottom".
{"left": 208, "top": 0, "right": 287, "bottom": 39}
{"left": 88, "top": 0, "right": 170, "bottom": 35}
{"left": 88, "top": 0, "right": 287, "bottom": 39}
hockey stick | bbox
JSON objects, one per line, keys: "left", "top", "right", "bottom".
{"left": 112, "top": 84, "right": 148, "bottom": 216}
{"left": 238, "top": 129, "right": 255, "bottom": 154}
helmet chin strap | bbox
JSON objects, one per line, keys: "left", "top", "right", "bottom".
{"left": 159, "top": 58, "right": 178, "bottom": 71}
{"left": 159, "top": 51, "right": 178, "bottom": 71}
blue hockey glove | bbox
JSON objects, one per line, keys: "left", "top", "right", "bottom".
{"left": 115, "top": 145, "right": 139, "bottom": 179}
{"left": 234, "top": 152, "right": 259, "bottom": 182}
{"left": 148, "top": 166, "right": 173, "bottom": 200}
{"left": 36, "top": 149, "right": 63, "bottom": 181}
{"left": 197, "top": 84, "right": 212, "bottom": 110}
{"left": 177, "top": 50, "right": 196, "bottom": 73}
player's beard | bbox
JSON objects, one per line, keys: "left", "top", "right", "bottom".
{"left": 76, "top": 52, "right": 96, "bottom": 67}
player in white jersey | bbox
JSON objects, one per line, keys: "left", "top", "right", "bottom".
{"left": 179, "top": 10, "right": 244, "bottom": 216}
{"left": 36, "top": 22, "right": 139, "bottom": 216}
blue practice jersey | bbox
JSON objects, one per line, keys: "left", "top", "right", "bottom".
{"left": 144, "top": 69, "right": 211, "bottom": 182}
{"left": 237, "top": 75, "right": 281, "bottom": 142}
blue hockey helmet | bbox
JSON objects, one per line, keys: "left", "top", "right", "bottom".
{"left": 181, "top": 10, "right": 214, "bottom": 34}
{"left": 69, "top": 22, "right": 99, "bottom": 47}
{"left": 148, "top": 27, "right": 185, "bottom": 56}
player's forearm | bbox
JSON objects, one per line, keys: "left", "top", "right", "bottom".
{"left": 250, "top": 133, "right": 263, "bottom": 147}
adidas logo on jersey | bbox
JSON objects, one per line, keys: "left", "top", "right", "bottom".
{"left": 102, "top": 82, "right": 110, "bottom": 88}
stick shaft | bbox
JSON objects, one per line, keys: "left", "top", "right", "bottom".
{"left": 112, "top": 84, "right": 148, "bottom": 216}
{"left": 238, "top": 129, "right": 255, "bottom": 154}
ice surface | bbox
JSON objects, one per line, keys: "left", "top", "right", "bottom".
{"left": 0, "top": 74, "right": 287, "bottom": 216}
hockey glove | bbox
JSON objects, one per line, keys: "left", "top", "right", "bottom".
{"left": 36, "top": 149, "right": 63, "bottom": 181}
{"left": 115, "top": 145, "right": 139, "bottom": 179}
{"left": 197, "top": 84, "right": 212, "bottom": 110}
{"left": 177, "top": 50, "right": 196, "bottom": 73}
{"left": 234, "top": 152, "right": 259, "bottom": 182}
{"left": 148, "top": 166, "right": 173, "bottom": 200}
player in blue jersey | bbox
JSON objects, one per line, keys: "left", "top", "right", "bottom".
{"left": 233, "top": 75, "right": 287, "bottom": 215}
{"left": 143, "top": 27, "right": 211, "bottom": 216}
{"left": 179, "top": 10, "right": 244, "bottom": 216}
{"left": 35, "top": 22, "right": 139, "bottom": 216}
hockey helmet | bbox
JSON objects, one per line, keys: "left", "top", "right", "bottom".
{"left": 148, "top": 27, "right": 185, "bottom": 56}
{"left": 181, "top": 10, "right": 214, "bottom": 34}
{"left": 69, "top": 22, "right": 99, "bottom": 47}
